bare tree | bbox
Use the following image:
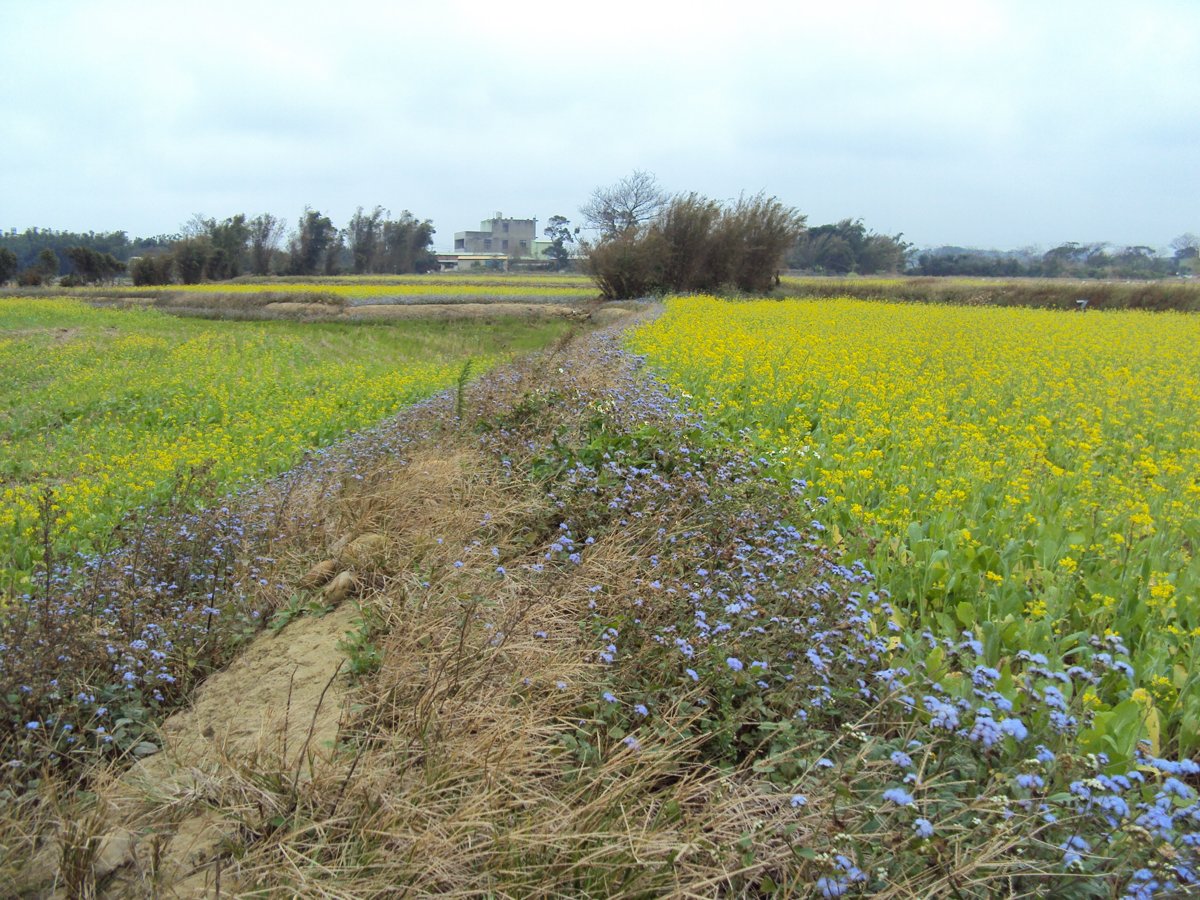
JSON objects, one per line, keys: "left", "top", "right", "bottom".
{"left": 580, "top": 169, "right": 666, "bottom": 237}
{"left": 180, "top": 213, "right": 209, "bottom": 239}
{"left": 1171, "top": 233, "right": 1199, "bottom": 259}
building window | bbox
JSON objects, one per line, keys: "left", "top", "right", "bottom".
{"left": 484, "top": 239, "right": 492, "bottom": 250}
{"left": 502, "top": 239, "right": 509, "bottom": 251}
{"left": 503, "top": 222, "right": 509, "bottom": 232}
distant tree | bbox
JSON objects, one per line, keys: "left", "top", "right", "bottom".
{"left": 379, "top": 212, "right": 436, "bottom": 274}
{"left": 65, "top": 246, "right": 125, "bottom": 284}
{"left": 0, "top": 248, "right": 17, "bottom": 284}
{"left": 810, "top": 233, "right": 855, "bottom": 274}
{"left": 130, "top": 253, "right": 175, "bottom": 286}
{"left": 543, "top": 215, "right": 576, "bottom": 270}
{"left": 36, "top": 248, "right": 60, "bottom": 278}
{"left": 1082, "top": 243, "right": 1112, "bottom": 270}
{"left": 1171, "top": 233, "right": 1199, "bottom": 259}
{"left": 856, "top": 231, "right": 911, "bottom": 274}
{"left": 286, "top": 208, "right": 336, "bottom": 276}
{"left": 180, "top": 213, "right": 209, "bottom": 239}
{"left": 1040, "top": 242, "right": 1083, "bottom": 277}
{"left": 0, "top": 228, "right": 137, "bottom": 272}
{"left": 65, "top": 246, "right": 94, "bottom": 283}
{"left": 204, "top": 214, "right": 250, "bottom": 279}
{"left": 1111, "top": 246, "right": 1161, "bottom": 278}
{"left": 247, "top": 213, "right": 285, "bottom": 276}
{"left": 323, "top": 233, "right": 346, "bottom": 276}
{"left": 172, "top": 238, "right": 212, "bottom": 284}
{"left": 346, "top": 206, "right": 385, "bottom": 274}
{"left": 914, "top": 250, "right": 1026, "bottom": 277}
{"left": 789, "top": 218, "right": 908, "bottom": 275}
{"left": 580, "top": 170, "right": 666, "bottom": 237}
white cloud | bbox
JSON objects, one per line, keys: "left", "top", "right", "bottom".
{"left": 1, "top": 0, "right": 1196, "bottom": 247}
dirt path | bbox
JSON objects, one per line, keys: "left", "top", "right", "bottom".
{"left": 91, "top": 601, "right": 360, "bottom": 897}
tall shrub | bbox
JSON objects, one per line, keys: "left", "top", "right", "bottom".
{"left": 584, "top": 192, "right": 804, "bottom": 299}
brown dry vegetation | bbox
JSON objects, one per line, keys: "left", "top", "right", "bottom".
{"left": 778, "top": 275, "right": 1200, "bottom": 311}
{"left": 5, "top": 318, "right": 830, "bottom": 898}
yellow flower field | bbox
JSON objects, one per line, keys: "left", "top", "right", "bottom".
{"left": 630, "top": 295, "right": 1200, "bottom": 749}
{"left": 0, "top": 297, "right": 570, "bottom": 589}
{"left": 101, "top": 274, "right": 595, "bottom": 302}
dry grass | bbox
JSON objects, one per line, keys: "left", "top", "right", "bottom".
{"left": 777, "top": 275, "right": 1200, "bottom": 311}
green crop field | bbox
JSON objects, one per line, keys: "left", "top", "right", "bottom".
{"left": 0, "top": 296, "right": 572, "bottom": 589}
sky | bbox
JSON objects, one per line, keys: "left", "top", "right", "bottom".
{"left": 1, "top": 0, "right": 1197, "bottom": 252}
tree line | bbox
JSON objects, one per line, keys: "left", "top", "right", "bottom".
{"left": 133, "top": 207, "right": 437, "bottom": 285}
{"left": 577, "top": 171, "right": 1199, "bottom": 289}
{"left": 0, "top": 206, "right": 437, "bottom": 287}
{"left": 912, "top": 237, "right": 1200, "bottom": 279}
{"left": 3, "top": 189, "right": 1195, "bottom": 289}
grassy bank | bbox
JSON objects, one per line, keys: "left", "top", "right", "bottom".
{"left": 779, "top": 275, "right": 1200, "bottom": 311}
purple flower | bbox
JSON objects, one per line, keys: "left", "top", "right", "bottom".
{"left": 969, "top": 712, "right": 1003, "bottom": 747}
{"left": 726, "top": 657, "right": 744, "bottom": 672}
{"left": 816, "top": 876, "right": 848, "bottom": 898}
{"left": 602, "top": 691, "right": 617, "bottom": 703}
{"left": 1000, "top": 717, "right": 1029, "bottom": 741}
{"left": 913, "top": 818, "right": 934, "bottom": 838}
{"left": 633, "top": 703, "right": 649, "bottom": 717}
{"left": 621, "top": 735, "right": 641, "bottom": 751}
{"left": 1163, "top": 777, "right": 1193, "bottom": 799}
{"left": 685, "top": 668, "right": 699, "bottom": 682}
{"left": 1016, "top": 773, "right": 1045, "bottom": 791}
{"left": 790, "top": 794, "right": 808, "bottom": 808}
{"left": 1060, "top": 835, "right": 1091, "bottom": 867}
{"left": 882, "top": 788, "right": 914, "bottom": 806}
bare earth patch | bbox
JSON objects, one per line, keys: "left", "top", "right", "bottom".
{"left": 346, "top": 301, "right": 588, "bottom": 320}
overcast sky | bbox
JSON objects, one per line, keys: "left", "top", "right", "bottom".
{"left": 2, "top": 0, "right": 1197, "bottom": 251}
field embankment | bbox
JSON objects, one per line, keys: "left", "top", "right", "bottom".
{"left": 780, "top": 275, "right": 1200, "bottom": 311}
{"left": 62, "top": 272, "right": 598, "bottom": 314}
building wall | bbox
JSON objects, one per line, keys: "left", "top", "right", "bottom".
{"left": 454, "top": 214, "right": 537, "bottom": 255}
